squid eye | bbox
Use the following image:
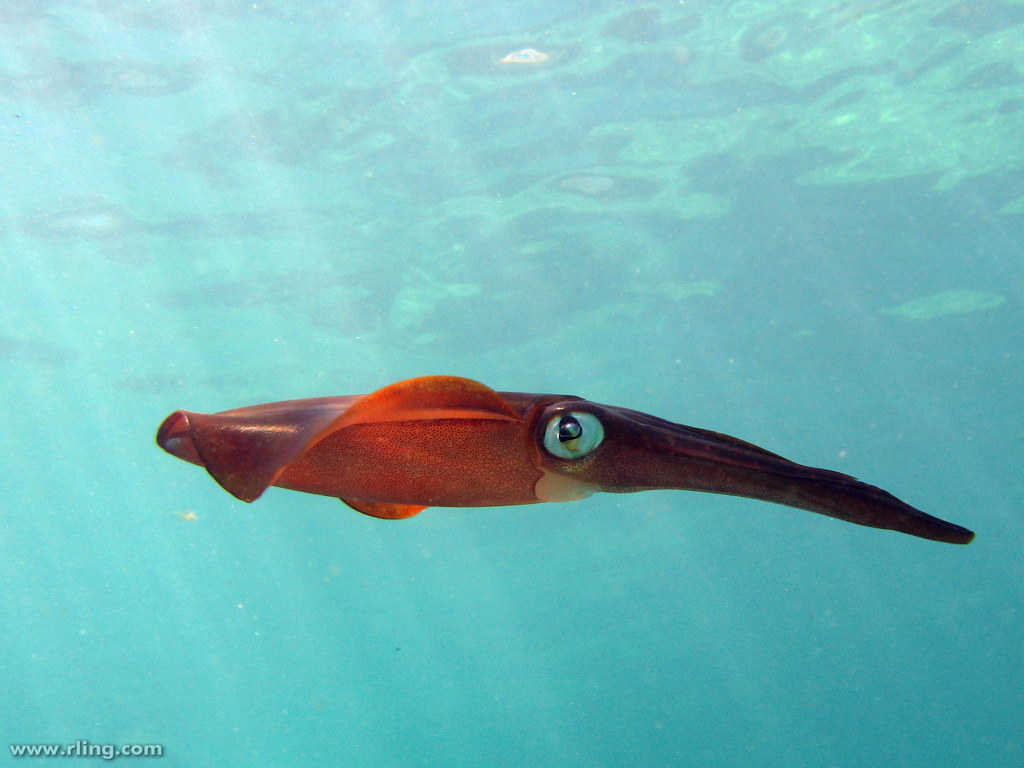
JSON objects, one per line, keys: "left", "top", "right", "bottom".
{"left": 543, "top": 411, "right": 604, "bottom": 460}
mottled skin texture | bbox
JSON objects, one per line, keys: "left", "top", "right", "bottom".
{"left": 157, "top": 376, "right": 974, "bottom": 543}
{"left": 278, "top": 419, "right": 541, "bottom": 507}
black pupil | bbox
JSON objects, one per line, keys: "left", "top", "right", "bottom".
{"left": 557, "top": 416, "right": 582, "bottom": 443}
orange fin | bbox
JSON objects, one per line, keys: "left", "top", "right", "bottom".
{"left": 342, "top": 499, "right": 427, "bottom": 519}
{"left": 329, "top": 376, "right": 522, "bottom": 431}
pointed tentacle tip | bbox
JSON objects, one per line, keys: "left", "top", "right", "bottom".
{"left": 944, "top": 525, "right": 975, "bottom": 545}
{"left": 912, "top": 518, "right": 974, "bottom": 545}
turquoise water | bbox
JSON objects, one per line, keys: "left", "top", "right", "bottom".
{"left": 2, "top": 1, "right": 1022, "bottom": 765}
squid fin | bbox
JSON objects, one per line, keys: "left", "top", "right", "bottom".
{"left": 327, "top": 375, "right": 522, "bottom": 431}
{"left": 342, "top": 499, "right": 427, "bottom": 519}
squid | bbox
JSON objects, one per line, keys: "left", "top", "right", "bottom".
{"left": 156, "top": 375, "right": 974, "bottom": 544}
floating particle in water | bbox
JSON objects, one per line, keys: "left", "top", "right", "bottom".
{"left": 500, "top": 48, "right": 550, "bottom": 65}
{"left": 445, "top": 43, "right": 576, "bottom": 76}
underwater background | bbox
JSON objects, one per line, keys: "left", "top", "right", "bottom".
{"left": 2, "top": 1, "right": 1022, "bottom": 765}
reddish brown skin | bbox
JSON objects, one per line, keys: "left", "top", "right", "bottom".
{"left": 156, "top": 376, "right": 974, "bottom": 544}
{"left": 277, "top": 419, "right": 541, "bottom": 507}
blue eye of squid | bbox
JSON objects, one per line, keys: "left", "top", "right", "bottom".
{"left": 543, "top": 411, "right": 604, "bottom": 459}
